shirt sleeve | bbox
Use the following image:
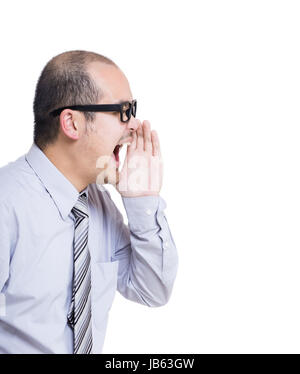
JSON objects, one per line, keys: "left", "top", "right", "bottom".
{"left": 111, "top": 195, "right": 178, "bottom": 307}
{"left": 0, "top": 201, "right": 11, "bottom": 292}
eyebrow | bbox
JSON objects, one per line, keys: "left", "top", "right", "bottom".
{"left": 115, "top": 99, "right": 132, "bottom": 104}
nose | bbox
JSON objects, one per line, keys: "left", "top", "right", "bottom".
{"left": 128, "top": 117, "right": 141, "bottom": 132}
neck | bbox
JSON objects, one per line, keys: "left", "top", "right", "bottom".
{"left": 43, "top": 143, "right": 90, "bottom": 193}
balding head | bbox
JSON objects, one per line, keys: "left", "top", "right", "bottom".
{"left": 33, "top": 50, "right": 118, "bottom": 150}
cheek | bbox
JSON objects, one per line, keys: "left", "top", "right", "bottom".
{"left": 89, "top": 132, "right": 116, "bottom": 157}
{"left": 92, "top": 118, "right": 123, "bottom": 151}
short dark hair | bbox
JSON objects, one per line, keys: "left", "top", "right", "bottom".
{"left": 33, "top": 50, "right": 117, "bottom": 150}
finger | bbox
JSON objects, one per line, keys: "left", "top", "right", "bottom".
{"left": 129, "top": 131, "right": 137, "bottom": 151}
{"left": 151, "top": 130, "right": 161, "bottom": 157}
{"left": 143, "top": 120, "right": 152, "bottom": 153}
{"left": 130, "top": 119, "right": 141, "bottom": 151}
{"left": 136, "top": 122, "right": 144, "bottom": 151}
{"left": 115, "top": 169, "right": 120, "bottom": 186}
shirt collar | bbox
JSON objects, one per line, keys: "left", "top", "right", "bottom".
{"left": 25, "top": 142, "right": 89, "bottom": 220}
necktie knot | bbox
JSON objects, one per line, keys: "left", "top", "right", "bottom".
{"left": 72, "top": 192, "right": 88, "bottom": 219}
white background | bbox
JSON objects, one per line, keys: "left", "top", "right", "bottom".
{"left": 0, "top": 0, "right": 299, "bottom": 353}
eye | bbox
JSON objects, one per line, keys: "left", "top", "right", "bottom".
{"left": 121, "top": 103, "right": 131, "bottom": 121}
{"left": 122, "top": 103, "right": 130, "bottom": 111}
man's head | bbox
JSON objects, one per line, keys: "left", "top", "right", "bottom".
{"left": 33, "top": 50, "right": 140, "bottom": 190}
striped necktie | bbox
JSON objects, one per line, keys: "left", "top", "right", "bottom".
{"left": 67, "top": 192, "right": 93, "bottom": 354}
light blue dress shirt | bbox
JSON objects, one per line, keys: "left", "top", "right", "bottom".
{"left": 0, "top": 143, "right": 178, "bottom": 354}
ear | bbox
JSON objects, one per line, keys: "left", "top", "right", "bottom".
{"left": 59, "top": 109, "right": 79, "bottom": 140}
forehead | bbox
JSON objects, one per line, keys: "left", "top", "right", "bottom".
{"left": 87, "top": 61, "right": 133, "bottom": 103}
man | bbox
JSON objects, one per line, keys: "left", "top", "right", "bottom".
{"left": 0, "top": 50, "right": 178, "bottom": 354}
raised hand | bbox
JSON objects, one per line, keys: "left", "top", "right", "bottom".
{"left": 116, "top": 120, "right": 163, "bottom": 197}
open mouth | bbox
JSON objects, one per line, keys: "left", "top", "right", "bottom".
{"left": 112, "top": 137, "right": 133, "bottom": 166}
{"left": 113, "top": 144, "right": 123, "bottom": 162}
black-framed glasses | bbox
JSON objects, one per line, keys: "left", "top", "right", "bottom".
{"left": 49, "top": 99, "right": 137, "bottom": 123}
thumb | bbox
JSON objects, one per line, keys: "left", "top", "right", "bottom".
{"left": 116, "top": 144, "right": 129, "bottom": 192}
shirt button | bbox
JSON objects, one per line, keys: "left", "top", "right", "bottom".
{"left": 146, "top": 209, "right": 152, "bottom": 215}
{"left": 165, "top": 241, "right": 169, "bottom": 248}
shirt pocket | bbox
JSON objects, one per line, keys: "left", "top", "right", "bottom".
{"left": 91, "top": 260, "right": 119, "bottom": 353}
